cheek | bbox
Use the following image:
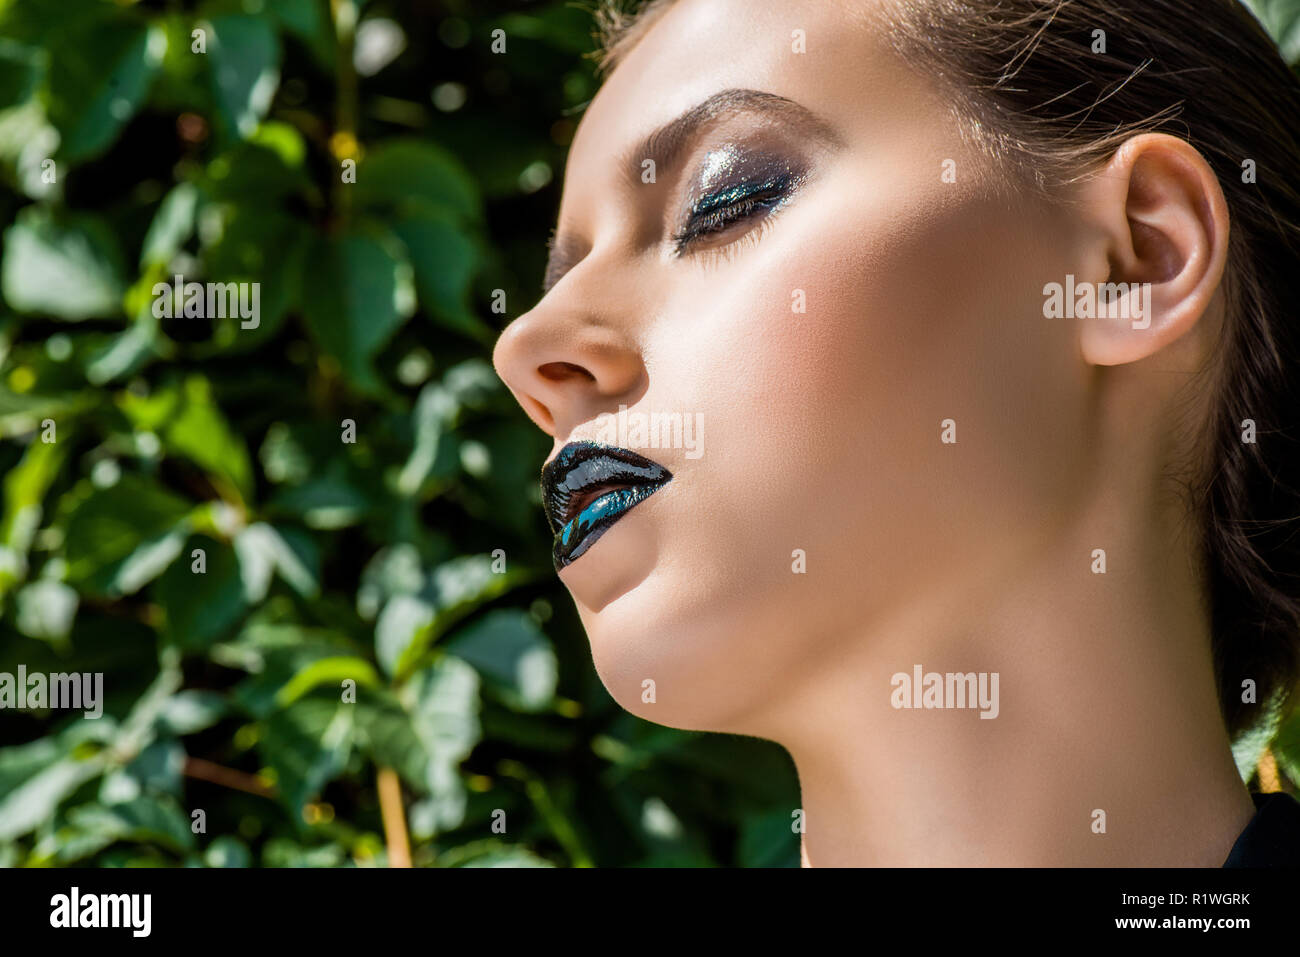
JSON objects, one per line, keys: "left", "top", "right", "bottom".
{"left": 647, "top": 173, "right": 1093, "bottom": 614}
{"left": 584, "top": 170, "right": 1095, "bottom": 730}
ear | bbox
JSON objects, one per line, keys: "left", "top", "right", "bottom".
{"left": 1075, "top": 133, "right": 1230, "bottom": 366}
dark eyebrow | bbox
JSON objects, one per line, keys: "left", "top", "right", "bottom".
{"left": 541, "top": 87, "right": 841, "bottom": 294}
{"left": 619, "top": 87, "right": 841, "bottom": 187}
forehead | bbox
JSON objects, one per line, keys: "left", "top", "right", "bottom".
{"left": 559, "top": 0, "right": 892, "bottom": 225}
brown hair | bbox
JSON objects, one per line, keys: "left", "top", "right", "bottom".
{"left": 590, "top": 0, "right": 1300, "bottom": 743}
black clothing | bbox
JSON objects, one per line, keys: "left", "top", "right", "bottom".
{"left": 1222, "top": 791, "right": 1300, "bottom": 866}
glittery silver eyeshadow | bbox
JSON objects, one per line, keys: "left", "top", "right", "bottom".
{"left": 672, "top": 143, "right": 809, "bottom": 254}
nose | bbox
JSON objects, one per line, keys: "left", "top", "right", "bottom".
{"left": 492, "top": 261, "right": 646, "bottom": 439}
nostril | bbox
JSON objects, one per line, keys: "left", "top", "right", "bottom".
{"left": 538, "top": 361, "right": 596, "bottom": 383}
{"left": 521, "top": 394, "right": 555, "bottom": 434}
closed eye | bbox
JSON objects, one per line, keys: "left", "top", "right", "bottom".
{"left": 670, "top": 178, "right": 793, "bottom": 257}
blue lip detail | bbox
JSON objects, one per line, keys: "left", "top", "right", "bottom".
{"left": 541, "top": 442, "right": 672, "bottom": 570}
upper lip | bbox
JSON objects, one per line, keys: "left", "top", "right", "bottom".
{"left": 541, "top": 442, "right": 672, "bottom": 534}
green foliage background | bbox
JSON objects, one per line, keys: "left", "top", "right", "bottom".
{"left": 0, "top": 0, "right": 1297, "bottom": 868}
{"left": 0, "top": 0, "right": 803, "bottom": 868}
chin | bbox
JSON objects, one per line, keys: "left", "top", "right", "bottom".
{"left": 551, "top": 477, "right": 745, "bottom": 731}
{"left": 583, "top": 609, "right": 743, "bottom": 733}
{"left": 557, "top": 513, "right": 691, "bottom": 728}
{"left": 566, "top": 559, "right": 788, "bottom": 736}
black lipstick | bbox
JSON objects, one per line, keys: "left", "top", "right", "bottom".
{"left": 540, "top": 442, "right": 673, "bottom": 570}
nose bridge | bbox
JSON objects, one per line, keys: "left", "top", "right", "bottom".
{"left": 492, "top": 250, "right": 647, "bottom": 439}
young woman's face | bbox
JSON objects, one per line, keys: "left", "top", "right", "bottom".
{"left": 493, "top": 0, "right": 1097, "bottom": 733}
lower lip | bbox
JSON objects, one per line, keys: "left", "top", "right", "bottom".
{"left": 554, "top": 483, "right": 665, "bottom": 569}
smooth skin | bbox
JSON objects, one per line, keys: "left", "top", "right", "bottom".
{"left": 492, "top": 0, "right": 1256, "bottom": 866}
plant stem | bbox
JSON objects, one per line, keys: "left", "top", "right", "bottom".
{"left": 184, "top": 756, "right": 276, "bottom": 798}
{"left": 376, "top": 766, "right": 412, "bottom": 867}
{"left": 1257, "top": 747, "right": 1281, "bottom": 792}
{"left": 330, "top": 0, "right": 359, "bottom": 227}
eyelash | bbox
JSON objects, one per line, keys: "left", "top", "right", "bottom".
{"left": 670, "top": 182, "right": 790, "bottom": 260}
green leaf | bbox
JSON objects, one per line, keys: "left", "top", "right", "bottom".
{"left": 101, "top": 739, "right": 185, "bottom": 802}
{"left": 247, "top": 120, "right": 306, "bottom": 167}
{"left": 267, "top": 457, "right": 376, "bottom": 529}
{"left": 0, "top": 720, "right": 116, "bottom": 798}
{"left": 140, "top": 182, "right": 200, "bottom": 269}
{"left": 274, "top": 655, "right": 380, "bottom": 709}
{"left": 156, "top": 690, "right": 227, "bottom": 736}
{"left": 354, "top": 140, "right": 481, "bottom": 220}
{"left": 355, "top": 693, "right": 423, "bottom": 779}
{"left": 0, "top": 753, "right": 107, "bottom": 841}
{"left": 258, "top": 421, "right": 312, "bottom": 486}
{"left": 356, "top": 542, "right": 426, "bottom": 620}
{"left": 397, "top": 382, "right": 456, "bottom": 496}
{"left": 117, "top": 376, "right": 254, "bottom": 504}
{"left": 408, "top": 656, "right": 480, "bottom": 773}
{"left": 1, "top": 437, "right": 67, "bottom": 597}
{"left": 46, "top": 18, "right": 164, "bottom": 163}
{"left": 357, "top": 657, "right": 481, "bottom": 833}
{"left": 427, "top": 553, "right": 522, "bottom": 630}
{"left": 1243, "top": 0, "right": 1300, "bottom": 64}
{"left": 0, "top": 390, "right": 92, "bottom": 438}
{"left": 442, "top": 359, "right": 502, "bottom": 408}
{"left": 299, "top": 232, "right": 416, "bottom": 390}
{"left": 489, "top": 7, "right": 601, "bottom": 56}
{"left": 84, "top": 308, "right": 164, "bottom": 385}
{"left": 234, "top": 523, "right": 320, "bottom": 601}
{"left": 66, "top": 794, "right": 195, "bottom": 854}
{"left": 2, "top": 437, "right": 65, "bottom": 547}
{"left": 375, "top": 594, "right": 434, "bottom": 678}
{"left": 455, "top": 418, "right": 548, "bottom": 534}
{"left": 444, "top": 610, "right": 557, "bottom": 711}
{"left": 383, "top": 554, "right": 527, "bottom": 682}
{"left": 162, "top": 376, "right": 255, "bottom": 504}
{"left": 737, "top": 809, "right": 801, "bottom": 868}
{"left": 261, "top": 838, "right": 346, "bottom": 868}
{"left": 108, "top": 526, "right": 188, "bottom": 596}
{"left": 458, "top": 846, "right": 555, "bottom": 868}
{"left": 0, "top": 39, "right": 43, "bottom": 110}
{"left": 231, "top": 636, "right": 359, "bottom": 718}
{"left": 1272, "top": 706, "right": 1300, "bottom": 787}
{"left": 1, "top": 207, "right": 126, "bottom": 320}
{"left": 14, "top": 579, "right": 78, "bottom": 645}
{"left": 58, "top": 474, "right": 192, "bottom": 596}
{"left": 0, "top": 101, "right": 60, "bottom": 200}
{"left": 258, "top": 696, "right": 355, "bottom": 814}
{"left": 203, "top": 141, "right": 311, "bottom": 203}
{"left": 267, "top": 0, "right": 332, "bottom": 63}
{"left": 112, "top": 654, "right": 184, "bottom": 760}
{"left": 392, "top": 211, "right": 491, "bottom": 342}
{"left": 208, "top": 15, "right": 281, "bottom": 139}
{"left": 204, "top": 835, "right": 251, "bottom": 868}
{"left": 155, "top": 536, "right": 247, "bottom": 652}
{"left": 0, "top": 735, "right": 63, "bottom": 797}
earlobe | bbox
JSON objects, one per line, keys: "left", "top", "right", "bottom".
{"left": 1076, "top": 133, "right": 1230, "bottom": 367}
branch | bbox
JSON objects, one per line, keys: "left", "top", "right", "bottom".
{"left": 376, "top": 766, "right": 411, "bottom": 868}
{"left": 184, "top": 756, "right": 276, "bottom": 799}
{"left": 330, "top": 0, "right": 359, "bottom": 227}
{"left": 1257, "top": 747, "right": 1281, "bottom": 793}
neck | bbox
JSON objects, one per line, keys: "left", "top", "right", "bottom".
{"left": 760, "top": 486, "right": 1255, "bottom": 866}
